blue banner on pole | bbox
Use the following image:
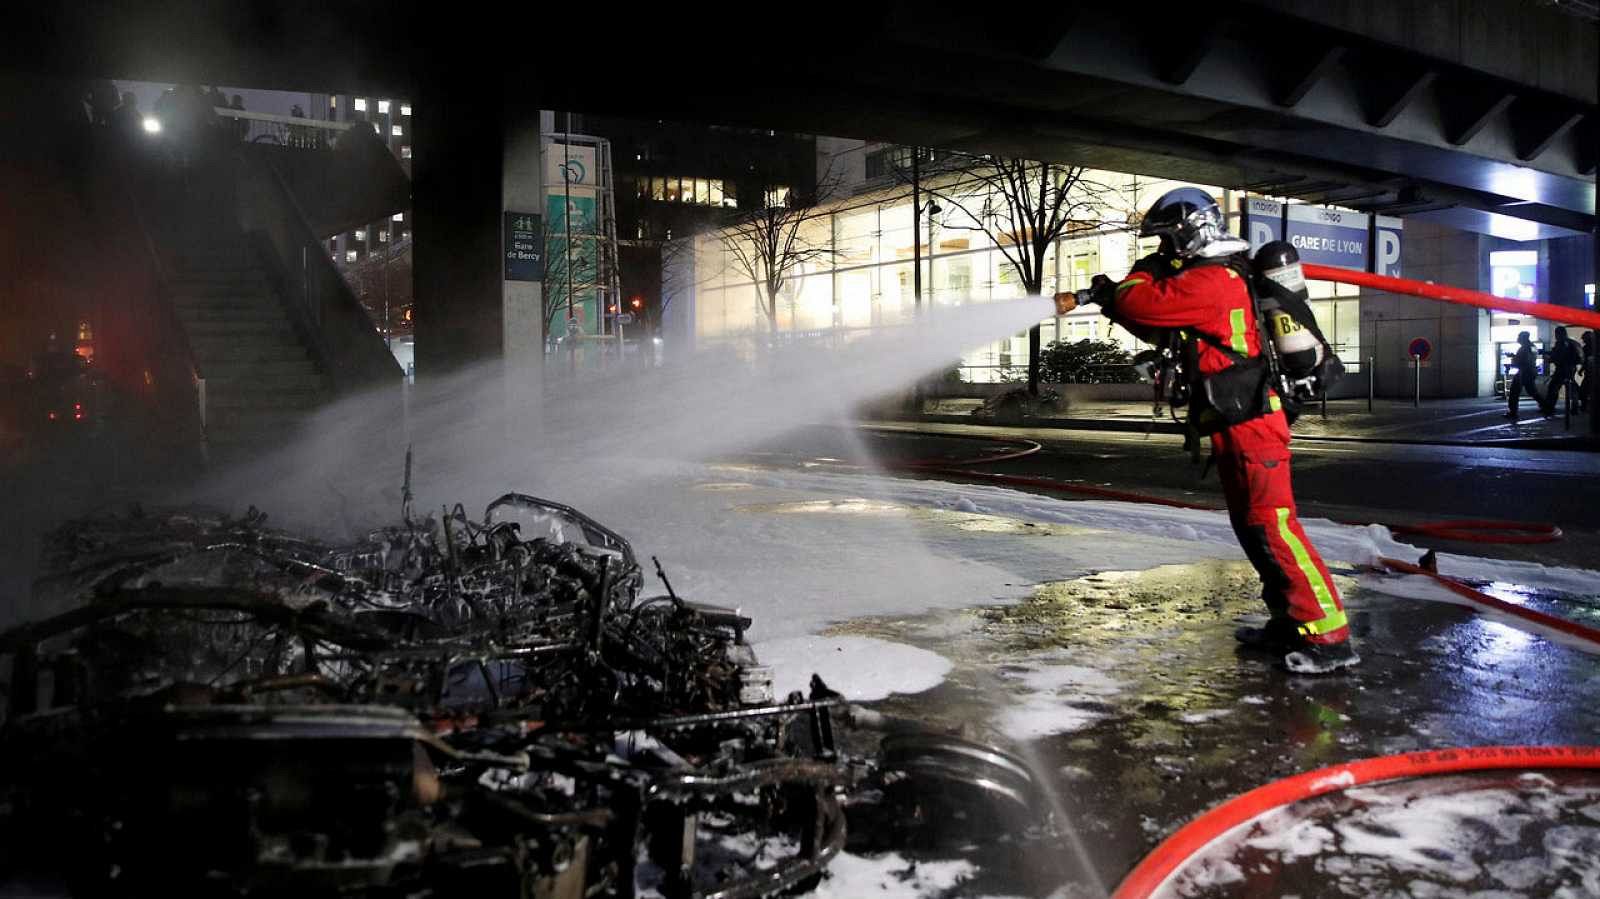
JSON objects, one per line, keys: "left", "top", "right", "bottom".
{"left": 1241, "top": 198, "right": 1283, "bottom": 255}
{"left": 1286, "top": 205, "right": 1370, "bottom": 270}
{"left": 1374, "top": 215, "right": 1402, "bottom": 277}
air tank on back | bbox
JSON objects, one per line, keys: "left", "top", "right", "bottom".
{"left": 1252, "top": 240, "right": 1324, "bottom": 378}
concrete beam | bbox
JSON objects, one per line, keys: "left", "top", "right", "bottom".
{"left": 1271, "top": 44, "right": 1346, "bottom": 108}
{"left": 1356, "top": 63, "right": 1438, "bottom": 128}
{"left": 1437, "top": 80, "right": 1518, "bottom": 146}
{"left": 1508, "top": 100, "right": 1586, "bottom": 162}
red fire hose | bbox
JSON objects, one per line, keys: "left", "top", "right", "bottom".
{"left": 1302, "top": 264, "right": 1600, "bottom": 333}
{"left": 1112, "top": 745, "right": 1600, "bottom": 899}
{"left": 1375, "top": 555, "right": 1600, "bottom": 646}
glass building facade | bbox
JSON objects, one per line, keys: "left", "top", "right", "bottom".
{"left": 669, "top": 162, "right": 1364, "bottom": 382}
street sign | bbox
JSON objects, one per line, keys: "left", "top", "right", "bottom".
{"left": 503, "top": 212, "right": 542, "bottom": 281}
{"left": 546, "top": 143, "right": 596, "bottom": 187}
{"left": 615, "top": 312, "right": 635, "bottom": 325}
{"left": 1374, "top": 215, "right": 1403, "bottom": 277}
{"left": 547, "top": 190, "right": 597, "bottom": 234}
{"left": 1408, "top": 337, "right": 1432, "bottom": 361}
{"left": 1286, "top": 205, "right": 1369, "bottom": 270}
{"left": 1240, "top": 198, "right": 1283, "bottom": 255}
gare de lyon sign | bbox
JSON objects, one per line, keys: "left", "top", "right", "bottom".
{"left": 1242, "top": 199, "right": 1402, "bottom": 277}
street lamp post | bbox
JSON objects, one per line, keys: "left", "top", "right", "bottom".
{"left": 908, "top": 148, "right": 942, "bottom": 411}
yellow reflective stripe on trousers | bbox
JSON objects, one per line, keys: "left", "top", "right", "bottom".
{"left": 1116, "top": 275, "right": 1146, "bottom": 298}
{"left": 1229, "top": 308, "right": 1249, "bottom": 354}
{"left": 1274, "top": 507, "right": 1344, "bottom": 634}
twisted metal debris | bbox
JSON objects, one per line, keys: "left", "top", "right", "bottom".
{"left": 0, "top": 477, "right": 1042, "bottom": 898}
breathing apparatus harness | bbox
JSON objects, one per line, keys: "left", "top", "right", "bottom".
{"left": 1087, "top": 242, "right": 1344, "bottom": 466}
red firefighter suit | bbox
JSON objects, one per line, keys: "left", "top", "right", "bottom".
{"left": 1105, "top": 259, "right": 1350, "bottom": 645}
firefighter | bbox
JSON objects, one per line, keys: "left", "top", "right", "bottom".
{"left": 1056, "top": 188, "right": 1357, "bottom": 674}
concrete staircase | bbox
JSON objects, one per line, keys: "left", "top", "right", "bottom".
{"left": 162, "top": 237, "right": 329, "bottom": 457}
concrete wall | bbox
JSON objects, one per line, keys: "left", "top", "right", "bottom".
{"left": 1358, "top": 219, "right": 1489, "bottom": 398}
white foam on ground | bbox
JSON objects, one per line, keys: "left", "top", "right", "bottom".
{"left": 753, "top": 635, "right": 952, "bottom": 702}
{"left": 809, "top": 852, "right": 975, "bottom": 898}
{"left": 1178, "top": 709, "right": 1234, "bottom": 724}
{"left": 992, "top": 659, "right": 1123, "bottom": 740}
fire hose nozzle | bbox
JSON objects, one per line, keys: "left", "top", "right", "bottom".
{"left": 1054, "top": 291, "right": 1089, "bottom": 315}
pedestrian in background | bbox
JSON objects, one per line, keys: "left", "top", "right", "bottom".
{"left": 111, "top": 91, "right": 141, "bottom": 140}
{"left": 289, "top": 104, "right": 308, "bottom": 148}
{"left": 229, "top": 95, "right": 248, "bottom": 141}
{"left": 1581, "top": 331, "right": 1595, "bottom": 414}
{"left": 1542, "top": 326, "right": 1582, "bottom": 414}
{"left": 1505, "top": 331, "right": 1549, "bottom": 420}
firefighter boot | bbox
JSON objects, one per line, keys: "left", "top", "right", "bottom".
{"left": 1283, "top": 639, "right": 1360, "bottom": 675}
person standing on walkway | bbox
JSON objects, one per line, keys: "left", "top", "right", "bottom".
{"left": 1056, "top": 188, "right": 1357, "bottom": 674}
{"left": 1579, "top": 331, "right": 1594, "bottom": 414}
{"left": 1506, "top": 331, "right": 1549, "bottom": 420}
{"left": 1542, "top": 326, "right": 1582, "bottom": 414}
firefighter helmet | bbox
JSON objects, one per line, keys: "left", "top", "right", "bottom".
{"left": 1138, "top": 188, "right": 1246, "bottom": 259}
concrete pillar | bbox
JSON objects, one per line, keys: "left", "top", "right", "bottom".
{"left": 502, "top": 98, "right": 545, "bottom": 414}
{"left": 412, "top": 77, "right": 544, "bottom": 381}
{"left": 413, "top": 76, "right": 501, "bottom": 375}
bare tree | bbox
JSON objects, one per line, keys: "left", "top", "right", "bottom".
{"left": 717, "top": 163, "right": 842, "bottom": 335}
{"left": 906, "top": 154, "right": 1121, "bottom": 394}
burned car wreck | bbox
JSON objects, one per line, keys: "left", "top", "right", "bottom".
{"left": 0, "top": 488, "right": 1041, "bottom": 897}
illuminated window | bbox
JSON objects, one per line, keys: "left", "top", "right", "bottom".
{"left": 328, "top": 96, "right": 337, "bottom": 109}
{"left": 665, "top": 178, "right": 681, "bottom": 203}
{"left": 378, "top": 99, "right": 390, "bottom": 114}
{"left": 77, "top": 320, "right": 92, "bottom": 341}
{"left": 391, "top": 125, "right": 403, "bottom": 137}
{"left": 722, "top": 182, "right": 738, "bottom": 207}
{"left": 694, "top": 178, "right": 709, "bottom": 204}
{"left": 709, "top": 180, "right": 723, "bottom": 205}
{"left": 378, "top": 230, "right": 388, "bottom": 242}
{"left": 401, "top": 145, "right": 411, "bottom": 159}
{"left": 764, "top": 186, "right": 790, "bottom": 208}
{"left": 371, "top": 122, "right": 381, "bottom": 135}
{"left": 346, "top": 250, "right": 357, "bottom": 262}
{"left": 401, "top": 230, "right": 410, "bottom": 241}
{"left": 400, "top": 104, "right": 411, "bottom": 116}
{"left": 355, "top": 229, "right": 366, "bottom": 241}
{"left": 651, "top": 177, "right": 665, "bottom": 201}
{"left": 353, "top": 98, "right": 367, "bottom": 112}
{"left": 1586, "top": 283, "right": 1595, "bottom": 307}
{"left": 392, "top": 212, "right": 405, "bottom": 222}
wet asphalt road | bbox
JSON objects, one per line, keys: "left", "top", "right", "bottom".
{"left": 771, "top": 426, "right": 1600, "bottom": 896}
{"left": 854, "top": 422, "right": 1600, "bottom": 570}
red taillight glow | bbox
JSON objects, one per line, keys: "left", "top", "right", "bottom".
{"left": 47, "top": 411, "right": 57, "bottom": 421}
